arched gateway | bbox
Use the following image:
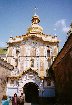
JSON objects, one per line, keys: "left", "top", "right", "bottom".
{"left": 6, "top": 69, "right": 44, "bottom": 100}
{"left": 7, "top": 68, "right": 55, "bottom": 102}
{"left": 24, "top": 82, "right": 39, "bottom": 103}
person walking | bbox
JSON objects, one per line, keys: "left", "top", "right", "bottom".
{"left": 12, "top": 93, "right": 19, "bottom": 105}
{"left": 19, "top": 93, "right": 25, "bottom": 105}
{"left": 1, "top": 95, "right": 10, "bottom": 105}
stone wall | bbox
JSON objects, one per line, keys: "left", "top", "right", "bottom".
{"left": 0, "top": 58, "right": 13, "bottom": 100}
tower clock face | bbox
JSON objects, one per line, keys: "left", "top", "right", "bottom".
{"left": 21, "top": 39, "right": 38, "bottom": 47}
{"left": 26, "top": 39, "right": 38, "bottom": 47}
{"left": 32, "top": 41, "right": 37, "bottom": 47}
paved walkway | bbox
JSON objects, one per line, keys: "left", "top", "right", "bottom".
{"left": 1, "top": 101, "right": 54, "bottom": 105}
{"left": 24, "top": 103, "right": 31, "bottom": 105}
{"left": 9, "top": 102, "right": 45, "bottom": 105}
{"left": 1, "top": 102, "right": 31, "bottom": 105}
{"left": 9, "top": 103, "right": 38, "bottom": 105}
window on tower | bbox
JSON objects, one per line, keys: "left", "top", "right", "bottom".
{"left": 15, "top": 58, "right": 18, "bottom": 67}
{"left": 16, "top": 49, "right": 20, "bottom": 55}
{"left": 47, "top": 50, "right": 50, "bottom": 57}
{"left": 31, "top": 59, "right": 34, "bottom": 67}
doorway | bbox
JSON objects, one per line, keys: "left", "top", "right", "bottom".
{"left": 23, "top": 82, "right": 39, "bottom": 103}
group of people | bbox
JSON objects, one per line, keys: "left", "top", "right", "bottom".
{"left": 1, "top": 93, "right": 25, "bottom": 105}
{"left": 1, "top": 95, "right": 10, "bottom": 105}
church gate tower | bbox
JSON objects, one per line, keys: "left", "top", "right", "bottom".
{"left": 6, "top": 12, "right": 59, "bottom": 102}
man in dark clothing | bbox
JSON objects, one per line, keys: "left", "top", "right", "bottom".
{"left": 19, "top": 93, "right": 24, "bottom": 105}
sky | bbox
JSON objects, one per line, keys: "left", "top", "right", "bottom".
{"left": 0, "top": 0, "right": 72, "bottom": 50}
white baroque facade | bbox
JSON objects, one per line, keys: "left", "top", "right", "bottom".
{"left": 6, "top": 13, "right": 59, "bottom": 99}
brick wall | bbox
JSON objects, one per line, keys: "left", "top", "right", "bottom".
{"left": 51, "top": 34, "right": 72, "bottom": 103}
{"left": 0, "top": 65, "right": 11, "bottom": 100}
{"left": 54, "top": 47, "right": 72, "bottom": 103}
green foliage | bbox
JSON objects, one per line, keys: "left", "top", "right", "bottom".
{"left": 0, "top": 48, "right": 7, "bottom": 54}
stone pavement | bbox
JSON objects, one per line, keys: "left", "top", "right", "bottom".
{"left": 24, "top": 103, "right": 31, "bottom": 105}
{"left": 9, "top": 103, "right": 38, "bottom": 105}
{"left": 9, "top": 102, "right": 33, "bottom": 105}
{"left": 0, "top": 102, "right": 48, "bottom": 105}
{"left": 9, "top": 102, "right": 46, "bottom": 105}
{"left": 6, "top": 102, "right": 31, "bottom": 105}
{"left": 0, "top": 103, "right": 31, "bottom": 105}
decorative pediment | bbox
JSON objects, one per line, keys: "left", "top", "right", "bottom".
{"left": 23, "top": 34, "right": 44, "bottom": 42}
{"left": 23, "top": 68, "right": 38, "bottom": 75}
{"left": 8, "top": 33, "right": 59, "bottom": 45}
{"left": 8, "top": 68, "right": 41, "bottom": 80}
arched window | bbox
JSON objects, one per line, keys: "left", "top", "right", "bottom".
{"left": 15, "top": 58, "right": 18, "bottom": 67}
{"left": 31, "top": 59, "right": 34, "bottom": 67}
{"left": 47, "top": 50, "right": 50, "bottom": 57}
{"left": 16, "top": 49, "right": 19, "bottom": 54}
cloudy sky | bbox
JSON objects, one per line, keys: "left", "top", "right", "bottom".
{"left": 0, "top": 0, "right": 72, "bottom": 50}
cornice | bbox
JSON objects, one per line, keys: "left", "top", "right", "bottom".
{"left": 7, "top": 68, "right": 43, "bottom": 79}
{"left": 7, "top": 33, "right": 59, "bottom": 45}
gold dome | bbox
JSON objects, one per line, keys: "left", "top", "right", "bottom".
{"left": 27, "top": 14, "right": 43, "bottom": 33}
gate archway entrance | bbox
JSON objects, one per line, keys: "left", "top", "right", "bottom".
{"left": 23, "top": 82, "right": 39, "bottom": 103}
